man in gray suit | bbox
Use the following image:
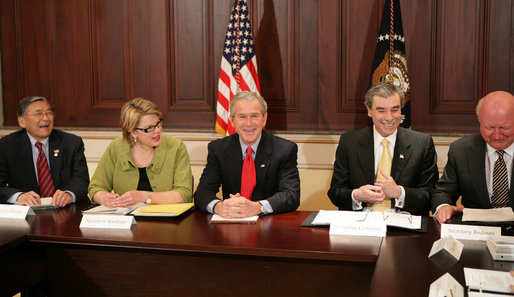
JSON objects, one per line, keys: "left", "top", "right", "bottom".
{"left": 328, "top": 82, "right": 438, "bottom": 215}
{"left": 432, "top": 91, "right": 514, "bottom": 224}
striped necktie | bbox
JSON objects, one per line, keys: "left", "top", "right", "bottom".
{"left": 491, "top": 150, "right": 510, "bottom": 208}
{"left": 36, "top": 142, "right": 55, "bottom": 197}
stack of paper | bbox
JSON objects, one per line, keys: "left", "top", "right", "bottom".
{"left": 486, "top": 236, "right": 514, "bottom": 261}
{"left": 464, "top": 267, "right": 513, "bottom": 294}
{"left": 132, "top": 203, "right": 194, "bottom": 217}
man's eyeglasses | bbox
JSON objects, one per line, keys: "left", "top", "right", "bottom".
{"left": 26, "top": 110, "right": 54, "bottom": 119}
{"left": 134, "top": 119, "right": 163, "bottom": 133}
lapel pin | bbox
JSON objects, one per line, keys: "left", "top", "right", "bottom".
{"left": 400, "top": 154, "right": 404, "bottom": 159}
{"left": 54, "top": 149, "right": 60, "bottom": 157}
{"left": 260, "top": 164, "right": 265, "bottom": 168}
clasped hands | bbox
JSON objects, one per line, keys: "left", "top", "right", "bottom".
{"left": 17, "top": 189, "right": 72, "bottom": 207}
{"left": 354, "top": 170, "right": 401, "bottom": 204}
{"left": 101, "top": 190, "right": 143, "bottom": 208}
{"left": 214, "top": 193, "right": 261, "bottom": 218}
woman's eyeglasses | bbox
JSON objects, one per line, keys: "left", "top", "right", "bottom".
{"left": 135, "top": 119, "right": 163, "bottom": 133}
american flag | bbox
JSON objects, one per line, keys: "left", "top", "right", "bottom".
{"left": 215, "top": 0, "right": 261, "bottom": 137}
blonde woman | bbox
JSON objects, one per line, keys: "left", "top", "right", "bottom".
{"left": 89, "top": 98, "right": 192, "bottom": 207}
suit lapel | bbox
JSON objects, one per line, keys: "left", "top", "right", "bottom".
{"left": 18, "top": 132, "right": 39, "bottom": 188}
{"left": 391, "top": 128, "right": 411, "bottom": 181}
{"left": 467, "top": 139, "right": 490, "bottom": 207}
{"left": 48, "top": 131, "right": 61, "bottom": 187}
{"left": 357, "top": 128, "right": 375, "bottom": 184}
{"left": 224, "top": 135, "right": 244, "bottom": 194}
{"left": 254, "top": 131, "right": 271, "bottom": 201}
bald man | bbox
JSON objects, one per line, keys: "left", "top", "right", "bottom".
{"left": 432, "top": 91, "right": 514, "bottom": 224}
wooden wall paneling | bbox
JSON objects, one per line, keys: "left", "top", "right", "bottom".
{"left": 165, "top": 0, "right": 216, "bottom": 129}
{"left": 486, "top": 0, "right": 514, "bottom": 93}
{"left": 318, "top": 0, "right": 380, "bottom": 131}
{"left": 52, "top": 0, "right": 93, "bottom": 126}
{"left": 424, "top": 0, "right": 485, "bottom": 132}
{"left": 0, "top": 0, "right": 20, "bottom": 125}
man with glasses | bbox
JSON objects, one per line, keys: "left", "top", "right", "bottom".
{"left": 0, "top": 96, "right": 89, "bottom": 206}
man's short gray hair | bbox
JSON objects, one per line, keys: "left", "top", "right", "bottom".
{"left": 364, "top": 82, "right": 404, "bottom": 108}
{"left": 17, "top": 96, "right": 49, "bottom": 117}
{"left": 229, "top": 91, "right": 268, "bottom": 117}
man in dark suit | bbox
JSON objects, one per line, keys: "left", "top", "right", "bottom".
{"left": 328, "top": 82, "right": 438, "bottom": 215}
{"left": 432, "top": 91, "right": 514, "bottom": 223}
{"left": 0, "top": 96, "right": 89, "bottom": 207}
{"left": 194, "top": 91, "right": 300, "bottom": 218}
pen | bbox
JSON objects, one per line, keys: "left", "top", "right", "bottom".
{"left": 449, "top": 289, "right": 454, "bottom": 297}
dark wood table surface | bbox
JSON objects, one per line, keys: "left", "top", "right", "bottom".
{"left": 370, "top": 217, "right": 514, "bottom": 297}
{"left": 1, "top": 201, "right": 511, "bottom": 297}
{"left": 25, "top": 201, "right": 381, "bottom": 297}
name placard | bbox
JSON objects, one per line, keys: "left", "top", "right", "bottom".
{"left": 441, "top": 224, "right": 500, "bottom": 241}
{"left": 330, "top": 219, "right": 386, "bottom": 237}
{"left": 0, "top": 204, "right": 35, "bottom": 219}
{"left": 80, "top": 214, "right": 136, "bottom": 229}
{"left": 428, "top": 236, "right": 464, "bottom": 260}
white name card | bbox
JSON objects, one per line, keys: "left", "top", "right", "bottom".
{"left": 0, "top": 204, "right": 35, "bottom": 219}
{"left": 429, "top": 236, "right": 464, "bottom": 260}
{"left": 330, "top": 218, "right": 387, "bottom": 237}
{"left": 80, "top": 214, "right": 136, "bottom": 229}
{"left": 441, "top": 224, "right": 501, "bottom": 241}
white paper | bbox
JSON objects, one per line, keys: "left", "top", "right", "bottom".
{"left": 210, "top": 214, "right": 259, "bottom": 223}
{"left": 329, "top": 212, "right": 386, "bottom": 237}
{"left": 80, "top": 214, "right": 136, "bottom": 229}
{"left": 464, "top": 267, "right": 513, "bottom": 294}
{"left": 468, "top": 292, "right": 512, "bottom": 297}
{"left": 463, "top": 207, "right": 514, "bottom": 222}
{"left": 312, "top": 210, "right": 368, "bottom": 225}
{"left": 383, "top": 212, "right": 422, "bottom": 229}
{"left": 0, "top": 204, "right": 35, "bottom": 219}
{"left": 429, "top": 273, "right": 464, "bottom": 297}
{"left": 428, "top": 236, "right": 464, "bottom": 260}
{"left": 82, "top": 203, "right": 144, "bottom": 215}
{"left": 312, "top": 210, "right": 422, "bottom": 230}
{"left": 441, "top": 224, "right": 501, "bottom": 241}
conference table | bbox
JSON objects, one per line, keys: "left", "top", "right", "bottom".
{"left": 0, "top": 201, "right": 511, "bottom": 297}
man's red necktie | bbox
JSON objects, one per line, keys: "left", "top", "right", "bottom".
{"left": 240, "top": 147, "right": 256, "bottom": 200}
{"left": 36, "top": 142, "right": 55, "bottom": 197}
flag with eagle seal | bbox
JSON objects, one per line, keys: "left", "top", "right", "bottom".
{"left": 370, "top": 0, "right": 410, "bottom": 128}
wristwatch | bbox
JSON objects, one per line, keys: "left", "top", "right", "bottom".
{"left": 259, "top": 202, "right": 264, "bottom": 215}
{"left": 145, "top": 192, "right": 152, "bottom": 204}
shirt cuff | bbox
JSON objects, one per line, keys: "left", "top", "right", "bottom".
{"left": 259, "top": 200, "right": 273, "bottom": 215}
{"left": 351, "top": 190, "right": 363, "bottom": 210}
{"left": 433, "top": 203, "right": 450, "bottom": 216}
{"left": 393, "top": 186, "right": 406, "bottom": 209}
{"left": 207, "top": 199, "right": 221, "bottom": 214}
{"left": 65, "top": 190, "right": 76, "bottom": 203}
{"left": 7, "top": 192, "right": 23, "bottom": 204}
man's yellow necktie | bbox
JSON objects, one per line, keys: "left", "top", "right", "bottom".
{"left": 373, "top": 138, "right": 392, "bottom": 212}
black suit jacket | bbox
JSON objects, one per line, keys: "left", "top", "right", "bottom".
{"left": 194, "top": 130, "right": 300, "bottom": 214}
{"left": 431, "top": 133, "right": 514, "bottom": 211}
{"left": 327, "top": 127, "right": 439, "bottom": 215}
{"left": 0, "top": 129, "right": 89, "bottom": 203}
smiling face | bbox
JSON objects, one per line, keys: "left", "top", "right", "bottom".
{"left": 130, "top": 114, "right": 162, "bottom": 148}
{"left": 478, "top": 91, "right": 514, "bottom": 150}
{"left": 18, "top": 101, "right": 54, "bottom": 141}
{"left": 367, "top": 93, "right": 402, "bottom": 137}
{"left": 231, "top": 99, "right": 267, "bottom": 146}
